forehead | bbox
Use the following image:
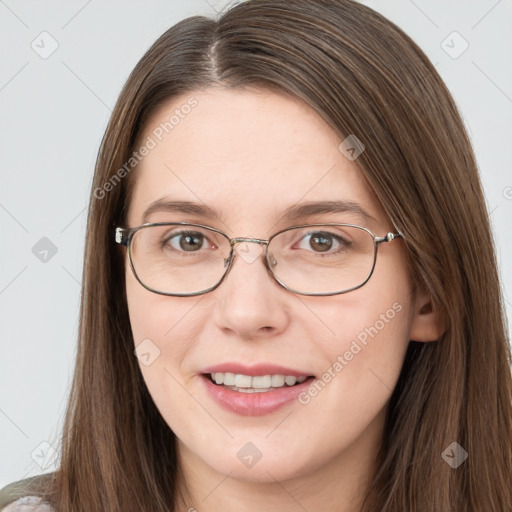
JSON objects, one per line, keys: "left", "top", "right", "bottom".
{"left": 127, "top": 87, "right": 386, "bottom": 231}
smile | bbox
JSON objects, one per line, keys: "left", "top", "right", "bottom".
{"left": 201, "top": 373, "right": 316, "bottom": 416}
{"left": 208, "top": 372, "right": 309, "bottom": 392}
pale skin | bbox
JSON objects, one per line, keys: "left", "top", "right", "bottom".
{"left": 123, "top": 87, "right": 443, "bottom": 512}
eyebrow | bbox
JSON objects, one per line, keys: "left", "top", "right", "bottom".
{"left": 141, "top": 199, "right": 375, "bottom": 225}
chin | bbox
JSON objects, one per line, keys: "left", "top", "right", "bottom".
{"left": 188, "top": 438, "right": 319, "bottom": 483}
{"left": 211, "top": 457, "right": 306, "bottom": 483}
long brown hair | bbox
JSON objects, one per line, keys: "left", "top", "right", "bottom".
{"left": 15, "top": 0, "right": 512, "bottom": 510}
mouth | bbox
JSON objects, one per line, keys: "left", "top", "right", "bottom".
{"left": 203, "top": 372, "right": 315, "bottom": 393}
{"left": 200, "top": 371, "right": 316, "bottom": 416}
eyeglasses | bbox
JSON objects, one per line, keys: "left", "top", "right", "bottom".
{"left": 114, "top": 222, "right": 402, "bottom": 297}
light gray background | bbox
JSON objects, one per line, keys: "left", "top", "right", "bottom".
{"left": 1, "top": 0, "right": 511, "bottom": 486}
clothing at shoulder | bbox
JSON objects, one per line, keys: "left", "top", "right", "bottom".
{"left": 2, "top": 496, "right": 53, "bottom": 512}
{"left": 0, "top": 474, "right": 55, "bottom": 512}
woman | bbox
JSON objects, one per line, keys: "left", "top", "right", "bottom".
{"left": 2, "top": 0, "right": 511, "bottom": 510}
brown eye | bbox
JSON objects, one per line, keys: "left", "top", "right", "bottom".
{"left": 296, "top": 231, "right": 349, "bottom": 253}
{"left": 309, "top": 233, "right": 333, "bottom": 252}
{"left": 167, "top": 231, "right": 207, "bottom": 252}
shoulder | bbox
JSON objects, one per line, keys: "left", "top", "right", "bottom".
{"left": 0, "top": 474, "right": 55, "bottom": 512}
{"left": 2, "top": 497, "right": 53, "bottom": 512}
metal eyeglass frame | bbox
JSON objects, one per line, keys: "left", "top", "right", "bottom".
{"left": 114, "top": 222, "right": 403, "bottom": 297}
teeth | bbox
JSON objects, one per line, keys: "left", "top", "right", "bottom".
{"left": 285, "top": 376, "right": 297, "bottom": 386}
{"left": 223, "top": 372, "right": 235, "bottom": 385}
{"left": 252, "top": 375, "right": 272, "bottom": 388}
{"left": 271, "top": 374, "right": 285, "bottom": 387}
{"left": 211, "top": 372, "right": 309, "bottom": 389}
{"left": 235, "top": 374, "right": 252, "bottom": 388}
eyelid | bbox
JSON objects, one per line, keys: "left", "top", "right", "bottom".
{"left": 299, "top": 226, "right": 354, "bottom": 241}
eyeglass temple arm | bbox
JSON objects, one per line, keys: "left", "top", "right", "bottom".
{"left": 375, "top": 231, "right": 403, "bottom": 244}
{"left": 115, "top": 227, "right": 129, "bottom": 246}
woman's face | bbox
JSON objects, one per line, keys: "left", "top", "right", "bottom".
{"left": 124, "top": 87, "right": 420, "bottom": 485}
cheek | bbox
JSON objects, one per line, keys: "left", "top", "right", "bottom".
{"left": 125, "top": 266, "right": 196, "bottom": 343}
{"left": 125, "top": 270, "right": 203, "bottom": 376}
{"left": 125, "top": 270, "right": 163, "bottom": 345}
{"left": 303, "top": 298, "right": 410, "bottom": 393}
{"left": 295, "top": 263, "right": 413, "bottom": 434}
{"left": 125, "top": 275, "right": 206, "bottom": 427}
{"left": 286, "top": 303, "right": 410, "bottom": 480}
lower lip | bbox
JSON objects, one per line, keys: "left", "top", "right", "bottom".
{"left": 200, "top": 374, "right": 315, "bottom": 416}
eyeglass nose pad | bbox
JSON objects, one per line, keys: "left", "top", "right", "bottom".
{"left": 268, "top": 252, "right": 278, "bottom": 268}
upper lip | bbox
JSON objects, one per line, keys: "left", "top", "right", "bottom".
{"left": 201, "top": 362, "right": 314, "bottom": 377}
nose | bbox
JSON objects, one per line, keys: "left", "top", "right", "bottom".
{"left": 212, "top": 241, "right": 290, "bottom": 340}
